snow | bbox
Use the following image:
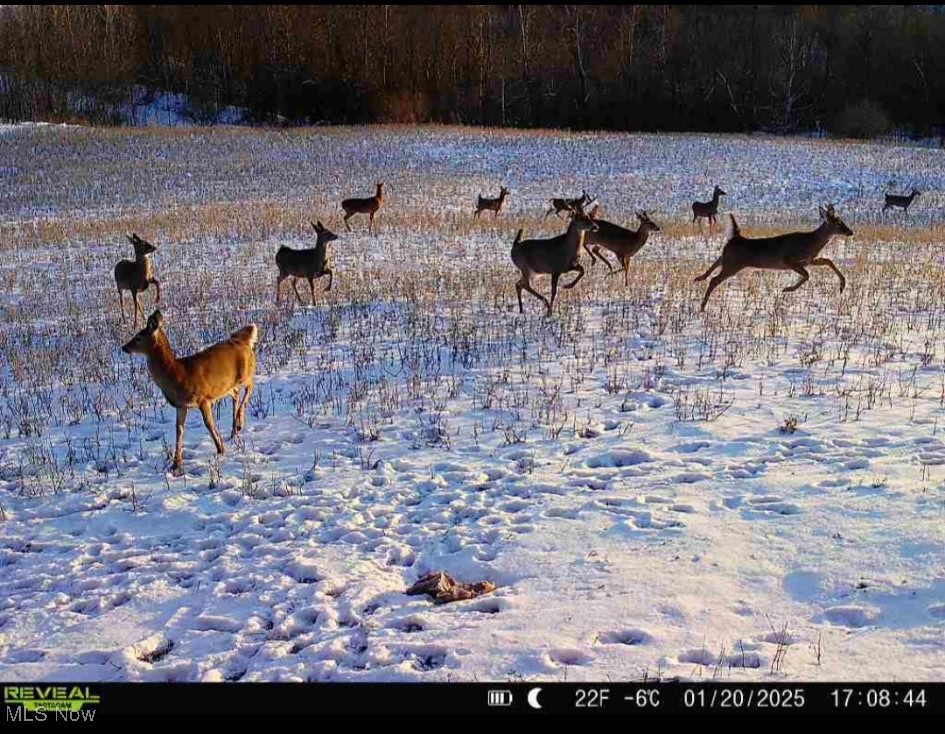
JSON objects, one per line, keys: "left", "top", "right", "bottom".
{"left": 0, "top": 123, "right": 944, "bottom": 682}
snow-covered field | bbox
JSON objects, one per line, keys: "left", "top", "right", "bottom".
{"left": 1, "top": 124, "right": 944, "bottom": 682}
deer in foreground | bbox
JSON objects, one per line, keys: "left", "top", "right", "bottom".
{"left": 475, "top": 186, "right": 510, "bottom": 218}
{"left": 883, "top": 188, "right": 921, "bottom": 214}
{"left": 695, "top": 205, "right": 854, "bottom": 313}
{"left": 275, "top": 220, "right": 338, "bottom": 305}
{"left": 584, "top": 209, "right": 661, "bottom": 287}
{"left": 114, "top": 233, "right": 161, "bottom": 327}
{"left": 122, "top": 311, "right": 258, "bottom": 472}
{"left": 511, "top": 208, "right": 598, "bottom": 315}
{"left": 341, "top": 183, "right": 385, "bottom": 233}
{"left": 545, "top": 190, "right": 590, "bottom": 219}
{"left": 692, "top": 185, "right": 727, "bottom": 226}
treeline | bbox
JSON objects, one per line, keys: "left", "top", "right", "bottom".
{"left": 1, "top": 5, "right": 944, "bottom": 135}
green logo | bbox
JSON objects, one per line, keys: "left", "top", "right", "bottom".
{"left": 4, "top": 686, "right": 100, "bottom": 712}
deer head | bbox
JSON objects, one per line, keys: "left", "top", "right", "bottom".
{"left": 819, "top": 204, "right": 854, "bottom": 237}
{"left": 122, "top": 310, "right": 164, "bottom": 354}
{"left": 636, "top": 210, "right": 661, "bottom": 232}
{"left": 127, "top": 233, "right": 156, "bottom": 255}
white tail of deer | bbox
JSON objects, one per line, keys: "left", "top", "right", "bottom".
{"left": 584, "top": 210, "right": 661, "bottom": 286}
{"left": 692, "top": 185, "right": 727, "bottom": 226}
{"left": 341, "top": 183, "right": 385, "bottom": 233}
{"left": 122, "top": 310, "right": 258, "bottom": 471}
{"left": 475, "top": 186, "right": 510, "bottom": 218}
{"left": 695, "top": 205, "right": 854, "bottom": 312}
{"left": 115, "top": 233, "right": 161, "bottom": 327}
{"left": 511, "top": 208, "right": 598, "bottom": 314}
{"left": 275, "top": 220, "right": 338, "bottom": 305}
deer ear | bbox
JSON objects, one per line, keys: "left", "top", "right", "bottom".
{"left": 147, "top": 310, "right": 163, "bottom": 331}
{"left": 126, "top": 234, "right": 136, "bottom": 244}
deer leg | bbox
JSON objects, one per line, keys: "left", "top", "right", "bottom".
{"left": 700, "top": 266, "right": 741, "bottom": 312}
{"left": 117, "top": 289, "right": 126, "bottom": 322}
{"left": 474, "top": 208, "right": 481, "bottom": 218}
{"left": 516, "top": 275, "right": 548, "bottom": 313}
{"left": 812, "top": 257, "right": 846, "bottom": 293}
{"left": 149, "top": 277, "right": 162, "bottom": 304}
{"left": 324, "top": 268, "right": 333, "bottom": 291}
{"left": 548, "top": 273, "right": 561, "bottom": 313}
{"left": 309, "top": 278, "right": 318, "bottom": 305}
{"left": 563, "top": 263, "right": 585, "bottom": 290}
{"left": 173, "top": 407, "right": 186, "bottom": 470}
{"left": 369, "top": 212, "right": 376, "bottom": 234}
{"left": 236, "top": 383, "right": 253, "bottom": 433}
{"left": 199, "top": 401, "right": 225, "bottom": 456}
{"left": 291, "top": 278, "right": 304, "bottom": 305}
{"left": 230, "top": 390, "right": 239, "bottom": 440}
{"left": 593, "top": 247, "right": 616, "bottom": 273}
{"left": 694, "top": 257, "right": 722, "bottom": 282}
{"left": 343, "top": 212, "right": 353, "bottom": 232}
{"left": 132, "top": 291, "right": 142, "bottom": 327}
{"left": 623, "top": 257, "right": 630, "bottom": 287}
{"left": 783, "top": 263, "right": 810, "bottom": 293}
{"left": 275, "top": 275, "right": 285, "bottom": 305}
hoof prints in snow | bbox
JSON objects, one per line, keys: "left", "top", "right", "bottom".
{"left": 585, "top": 449, "right": 655, "bottom": 469}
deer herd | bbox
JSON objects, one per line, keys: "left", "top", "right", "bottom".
{"left": 114, "top": 181, "right": 919, "bottom": 469}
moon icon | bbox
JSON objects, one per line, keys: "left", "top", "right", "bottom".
{"left": 527, "top": 687, "right": 543, "bottom": 709}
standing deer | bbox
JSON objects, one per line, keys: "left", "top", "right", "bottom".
{"left": 545, "top": 190, "right": 590, "bottom": 219}
{"left": 275, "top": 220, "right": 338, "bottom": 305}
{"left": 692, "top": 185, "right": 727, "bottom": 226}
{"left": 511, "top": 208, "right": 598, "bottom": 315}
{"left": 584, "top": 210, "right": 661, "bottom": 286}
{"left": 695, "top": 205, "right": 854, "bottom": 312}
{"left": 474, "top": 186, "right": 510, "bottom": 218}
{"left": 341, "top": 183, "right": 385, "bottom": 233}
{"left": 882, "top": 188, "right": 921, "bottom": 213}
{"left": 114, "top": 233, "right": 161, "bottom": 327}
{"left": 121, "top": 310, "right": 258, "bottom": 471}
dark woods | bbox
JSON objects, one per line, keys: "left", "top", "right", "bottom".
{"left": 1, "top": 5, "right": 943, "bottom": 136}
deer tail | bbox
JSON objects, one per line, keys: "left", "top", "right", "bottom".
{"left": 513, "top": 229, "right": 523, "bottom": 246}
{"left": 232, "top": 324, "right": 259, "bottom": 350}
{"left": 727, "top": 213, "right": 740, "bottom": 239}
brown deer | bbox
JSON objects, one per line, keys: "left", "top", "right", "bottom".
{"left": 341, "top": 183, "right": 385, "bottom": 233}
{"left": 121, "top": 310, "right": 258, "bottom": 471}
{"left": 275, "top": 220, "right": 338, "bottom": 305}
{"left": 545, "top": 190, "right": 590, "bottom": 219}
{"left": 692, "top": 185, "right": 727, "bottom": 226}
{"left": 695, "top": 205, "right": 854, "bottom": 312}
{"left": 474, "top": 186, "right": 510, "bottom": 218}
{"left": 584, "top": 210, "right": 661, "bottom": 286}
{"left": 114, "top": 233, "right": 161, "bottom": 327}
{"left": 511, "top": 208, "right": 598, "bottom": 315}
{"left": 883, "top": 188, "right": 921, "bottom": 213}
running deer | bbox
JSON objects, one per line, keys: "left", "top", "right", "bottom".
{"left": 695, "top": 205, "right": 854, "bottom": 312}
{"left": 341, "top": 183, "right": 385, "bottom": 233}
{"left": 692, "top": 185, "right": 727, "bottom": 226}
{"left": 474, "top": 186, "right": 510, "bottom": 218}
{"left": 511, "top": 208, "right": 599, "bottom": 315}
{"left": 121, "top": 310, "right": 258, "bottom": 471}
{"left": 545, "top": 190, "right": 590, "bottom": 219}
{"left": 883, "top": 188, "right": 921, "bottom": 213}
{"left": 584, "top": 210, "right": 661, "bottom": 286}
{"left": 114, "top": 233, "right": 161, "bottom": 327}
{"left": 275, "top": 220, "right": 338, "bottom": 305}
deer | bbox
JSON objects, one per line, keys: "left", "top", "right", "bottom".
{"left": 583, "top": 209, "right": 661, "bottom": 287}
{"left": 341, "top": 183, "right": 385, "bottom": 233}
{"left": 695, "top": 205, "right": 854, "bottom": 313}
{"left": 882, "top": 188, "right": 921, "bottom": 214}
{"left": 474, "top": 186, "right": 510, "bottom": 218}
{"left": 511, "top": 208, "right": 599, "bottom": 315}
{"left": 545, "top": 190, "right": 590, "bottom": 219}
{"left": 275, "top": 220, "right": 338, "bottom": 305}
{"left": 114, "top": 233, "right": 162, "bottom": 327}
{"left": 121, "top": 310, "right": 258, "bottom": 472}
{"left": 692, "top": 185, "right": 727, "bottom": 226}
